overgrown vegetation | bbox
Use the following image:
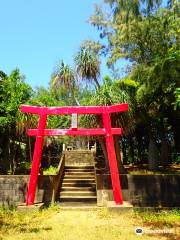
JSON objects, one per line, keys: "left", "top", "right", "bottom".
{"left": 0, "top": 207, "right": 179, "bottom": 240}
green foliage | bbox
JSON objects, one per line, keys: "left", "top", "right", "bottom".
{"left": 29, "top": 87, "right": 71, "bottom": 129}
{"left": 30, "top": 87, "right": 64, "bottom": 107}
{"left": 90, "top": 1, "right": 179, "bottom": 120}
{"left": 0, "top": 69, "right": 32, "bottom": 131}
{"left": 90, "top": 1, "right": 179, "bottom": 65}
{"left": 43, "top": 166, "right": 58, "bottom": 175}
{"left": 79, "top": 75, "right": 133, "bottom": 111}
{"left": 91, "top": 79, "right": 131, "bottom": 106}
{"left": 0, "top": 70, "right": 7, "bottom": 79}
{"left": 134, "top": 51, "right": 180, "bottom": 118}
{"left": 173, "top": 87, "right": 180, "bottom": 110}
{"left": 78, "top": 75, "right": 134, "bottom": 133}
{"left": 0, "top": 69, "right": 32, "bottom": 173}
{"left": 88, "top": 0, "right": 180, "bottom": 167}
{"left": 80, "top": 39, "right": 103, "bottom": 55}
{"left": 117, "top": 78, "right": 139, "bottom": 89}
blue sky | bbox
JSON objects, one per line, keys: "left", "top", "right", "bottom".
{"left": 0, "top": 0, "right": 128, "bottom": 88}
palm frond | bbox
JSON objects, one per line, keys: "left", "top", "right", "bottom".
{"left": 74, "top": 48, "right": 101, "bottom": 88}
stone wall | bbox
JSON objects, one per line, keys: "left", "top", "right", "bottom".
{"left": 64, "top": 150, "right": 95, "bottom": 166}
{"left": 0, "top": 175, "right": 55, "bottom": 207}
{"left": 96, "top": 174, "right": 180, "bottom": 207}
{"left": 0, "top": 174, "right": 179, "bottom": 207}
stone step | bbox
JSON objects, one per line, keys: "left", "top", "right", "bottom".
{"left": 58, "top": 164, "right": 96, "bottom": 204}
{"left": 62, "top": 182, "right": 96, "bottom": 188}
{"left": 61, "top": 186, "right": 96, "bottom": 192}
{"left": 63, "top": 179, "right": 95, "bottom": 183}
{"left": 64, "top": 175, "right": 95, "bottom": 179}
{"left": 58, "top": 203, "right": 98, "bottom": 209}
{"left": 60, "top": 191, "right": 96, "bottom": 197}
{"left": 59, "top": 196, "right": 97, "bottom": 203}
{"left": 65, "top": 165, "right": 94, "bottom": 168}
{"left": 65, "top": 166, "right": 94, "bottom": 170}
{"left": 65, "top": 170, "right": 95, "bottom": 174}
{"left": 64, "top": 167, "right": 94, "bottom": 172}
{"left": 65, "top": 171, "right": 94, "bottom": 175}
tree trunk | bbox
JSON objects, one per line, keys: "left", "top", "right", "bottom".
{"left": 1, "top": 133, "right": 10, "bottom": 174}
{"left": 28, "top": 137, "right": 32, "bottom": 162}
{"left": 98, "top": 137, "right": 109, "bottom": 173}
{"left": 74, "top": 96, "right": 80, "bottom": 106}
{"left": 94, "top": 76, "right": 101, "bottom": 89}
{"left": 114, "top": 136, "right": 127, "bottom": 174}
{"left": 148, "top": 135, "right": 159, "bottom": 171}
{"left": 121, "top": 138, "right": 128, "bottom": 164}
{"left": 172, "top": 122, "right": 180, "bottom": 154}
{"left": 10, "top": 140, "right": 16, "bottom": 174}
{"left": 70, "top": 85, "right": 80, "bottom": 106}
{"left": 128, "top": 135, "right": 135, "bottom": 164}
{"left": 168, "top": 111, "right": 180, "bottom": 153}
{"left": 136, "top": 133, "right": 143, "bottom": 164}
{"left": 160, "top": 133, "right": 169, "bottom": 166}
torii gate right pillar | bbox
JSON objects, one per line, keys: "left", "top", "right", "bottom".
{"left": 102, "top": 110, "right": 123, "bottom": 204}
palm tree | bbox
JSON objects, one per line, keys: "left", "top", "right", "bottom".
{"left": 0, "top": 70, "right": 7, "bottom": 80}
{"left": 74, "top": 47, "right": 101, "bottom": 89}
{"left": 51, "top": 61, "right": 79, "bottom": 105}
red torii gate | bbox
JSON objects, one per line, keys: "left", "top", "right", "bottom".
{"left": 20, "top": 103, "right": 128, "bottom": 206}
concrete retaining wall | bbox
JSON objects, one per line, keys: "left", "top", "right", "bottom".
{"left": 96, "top": 174, "right": 180, "bottom": 207}
{"left": 0, "top": 174, "right": 179, "bottom": 207}
{"left": 0, "top": 175, "right": 55, "bottom": 207}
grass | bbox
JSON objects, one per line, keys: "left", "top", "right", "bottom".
{"left": 126, "top": 164, "right": 180, "bottom": 175}
{"left": 43, "top": 166, "right": 58, "bottom": 175}
{"left": 0, "top": 205, "right": 179, "bottom": 240}
{"left": 128, "top": 170, "right": 180, "bottom": 174}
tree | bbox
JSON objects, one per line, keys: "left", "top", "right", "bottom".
{"left": 74, "top": 47, "right": 101, "bottom": 89}
{"left": 90, "top": 1, "right": 179, "bottom": 65}
{"left": 89, "top": 0, "right": 180, "bottom": 169}
{"left": 50, "top": 61, "right": 79, "bottom": 106}
{"left": 0, "top": 69, "right": 32, "bottom": 174}
{"left": 133, "top": 50, "right": 180, "bottom": 150}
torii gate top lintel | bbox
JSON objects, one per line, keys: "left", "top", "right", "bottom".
{"left": 20, "top": 103, "right": 128, "bottom": 206}
{"left": 20, "top": 103, "right": 128, "bottom": 115}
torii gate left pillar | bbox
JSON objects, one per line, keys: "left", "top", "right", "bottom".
{"left": 20, "top": 104, "right": 128, "bottom": 206}
{"left": 26, "top": 113, "right": 47, "bottom": 204}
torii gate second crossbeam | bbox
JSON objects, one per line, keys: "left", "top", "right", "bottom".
{"left": 20, "top": 103, "right": 128, "bottom": 206}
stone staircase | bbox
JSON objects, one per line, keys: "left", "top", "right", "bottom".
{"left": 58, "top": 166, "right": 97, "bottom": 205}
